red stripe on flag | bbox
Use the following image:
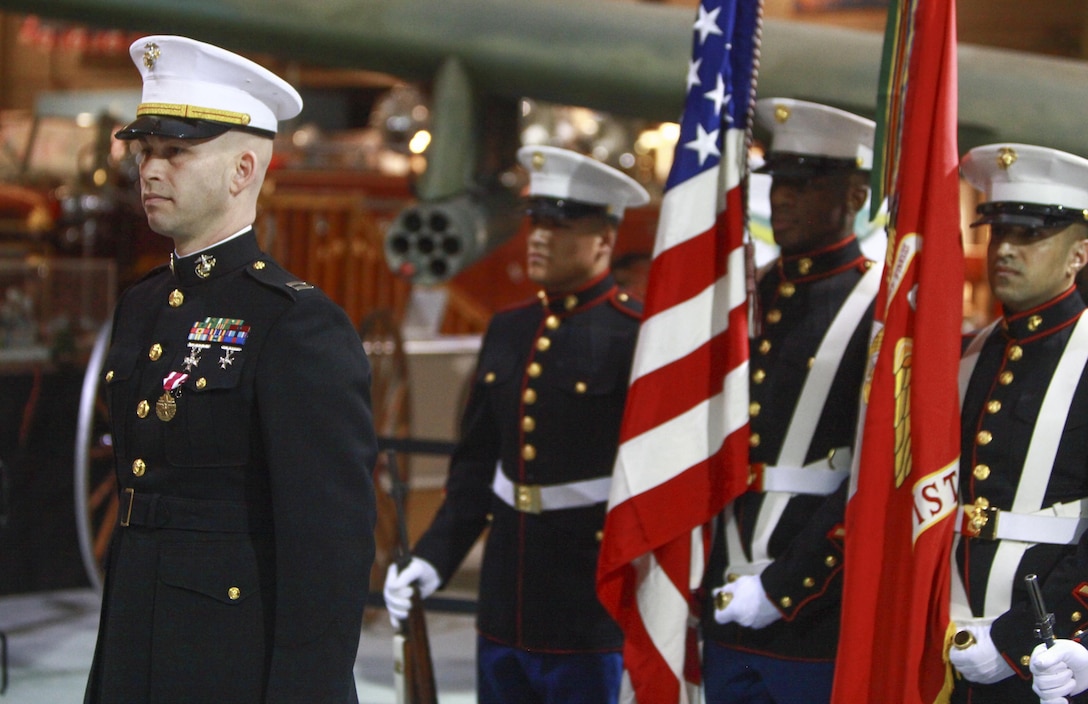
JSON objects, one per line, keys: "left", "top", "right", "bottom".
{"left": 621, "top": 300, "right": 748, "bottom": 442}
{"left": 641, "top": 217, "right": 732, "bottom": 320}
{"left": 600, "top": 426, "right": 752, "bottom": 567}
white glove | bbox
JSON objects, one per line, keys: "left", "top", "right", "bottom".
{"left": 1031, "top": 640, "right": 1088, "bottom": 703}
{"left": 948, "top": 623, "right": 1015, "bottom": 685}
{"left": 383, "top": 557, "right": 440, "bottom": 628}
{"left": 712, "top": 574, "right": 781, "bottom": 630}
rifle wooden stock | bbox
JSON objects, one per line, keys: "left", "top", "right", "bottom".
{"left": 387, "top": 449, "right": 439, "bottom": 704}
{"left": 402, "top": 589, "right": 438, "bottom": 704}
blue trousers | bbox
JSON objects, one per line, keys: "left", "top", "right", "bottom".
{"left": 703, "top": 640, "right": 835, "bottom": 704}
{"left": 476, "top": 636, "right": 622, "bottom": 704}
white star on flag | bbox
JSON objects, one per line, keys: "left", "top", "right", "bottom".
{"left": 693, "top": 4, "right": 723, "bottom": 44}
{"left": 704, "top": 74, "right": 731, "bottom": 120}
{"left": 684, "top": 123, "right": 721, "bottom": 165}
{"left": 687, "top": 57, "right": 703, "bottom": 91}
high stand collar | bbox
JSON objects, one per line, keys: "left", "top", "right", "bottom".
{"left": 777, "top": 235, "right": 866, "bottom": 281}
{"left": 536, "top": 272, "right": 616, "bottom": 315}
{"left": 1002, "top": 286, "right": 1087, "bottom": 342}
{"left": 171, "top": 229, "right": 263, "bottom": 286}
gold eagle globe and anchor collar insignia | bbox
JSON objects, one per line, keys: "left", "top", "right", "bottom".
{"left": 195, "top": 254, "right": 216, "bottom": 279}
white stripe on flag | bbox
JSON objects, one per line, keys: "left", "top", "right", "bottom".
{"left": 634, "top": 551, "right": 693, "bottom": 703}
{"left": 653, "top": 168, "right": 722, "bottom": 253}
{"left": 609, "top": 361, "right": 749, "bottom": 506}
{"left": 631, "top": 247, "right": 748, "bottom": 381}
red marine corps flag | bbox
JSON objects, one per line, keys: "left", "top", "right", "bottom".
{"left": 596, "top": 0, "right": 762, "bottom": 701}
{"left": 831, "top": 0, "right": 961, "bottom": 703}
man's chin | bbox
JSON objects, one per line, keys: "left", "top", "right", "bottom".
{"left": 145, "top": 220, "right": 172, "bottom": 239}
{"left": 526, "top": 267, "right": 546, "bottom": 286}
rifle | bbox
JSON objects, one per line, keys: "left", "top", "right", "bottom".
{"left": 1026, "top": 573, "right": 1056, "bottom": 648}
{"left": 387, "top": 449, "right": 438, "bottom": 704}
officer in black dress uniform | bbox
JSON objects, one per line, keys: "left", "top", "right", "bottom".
{"left": 949, "top": 143, "right": 1088, "bottom": 704}
{"left": 84, "top": 36, "right": 377, "bottom": 704}
{"left": 701, "top": 98, "right": 880, "bottom": 704}
{"left": 383, "top": 145, "right": 649, "bottom": 704}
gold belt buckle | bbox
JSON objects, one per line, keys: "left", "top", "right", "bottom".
{"left": 513, "top": 482, "right": 542, "bottom": 514}
{"left": 747, "top": 463, "right": 764, "bottom": 490}
{"left": 121, "top": 487, "right": 135, "bottom": 527}
{"left": 965, "top": 498, "right": 999, "bottom": 540}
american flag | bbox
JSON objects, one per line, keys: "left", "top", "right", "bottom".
{"left": 596, "top": 1, "right": 762, "bottom": 701}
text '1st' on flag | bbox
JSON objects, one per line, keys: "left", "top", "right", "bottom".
{"left": 832, "top": 0, "right": 962, "bottom": 703}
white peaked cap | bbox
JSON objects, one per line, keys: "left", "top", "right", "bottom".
{"left": 961, "top": 143, "right": 1088, "bottom": 212}
{"left": 517, "top": 145, "right": 650, "bottom": 220}
{"left": 755, "top": 97, "right": 875, "bottom": 170}
{"left": 118, "top": 35, "right": 302, "bottom": 138}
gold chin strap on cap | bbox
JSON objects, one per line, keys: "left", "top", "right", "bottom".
{"left": 137, "top": 102, "right": 252, "bottom": 126}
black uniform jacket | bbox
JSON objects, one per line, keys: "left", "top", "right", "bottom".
{"left": 956, "top": 288, "right": 1088, "bottom": 704}
{"left": 413, "top": 273, "right": 639, "bottom": 653}
{"left": 703, "top": 235, "right": 875, "bottom": 661}
{"left": 85, "top": 230, "right": 377, "bottom": 704}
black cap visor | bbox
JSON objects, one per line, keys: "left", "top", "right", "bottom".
{"left": 526, "top": 197, "right": 614, "bottom": 225}
{"left": 971, "top": 201, "right": 1088, "bottom": 230}
{"left": 115, "top": 115, "right": 276, "bottom": 141}
{"left": 755, "top": 152, "right": 867, "bottom": 176}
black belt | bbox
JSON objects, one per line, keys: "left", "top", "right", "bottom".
{"left": 119, "top": 488, "right": 273, "bottom": 533}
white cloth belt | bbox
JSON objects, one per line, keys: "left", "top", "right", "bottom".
{"left": 953, "top": 504, "right": 1088, "bottom": 545}
{"left": 759, "top": 449, "right": 852, "bottom": 495}
{"left": 491, "top": 462, "right": 611, "bottom": 514}
{"left": 724, "top": 448, "right": 852, "bottom": 572}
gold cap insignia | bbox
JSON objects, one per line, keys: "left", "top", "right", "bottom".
{"left": 532, "top": 151, "right": 546, "bottom": 170}
{"left": 774, "top": 104, "right": 791, "bottom": 123}
{"left": 143, "top": 42, "right": 161, "bottom": 70}
{"left": 997, "top": 147, "right": 1018, "bottom": 170}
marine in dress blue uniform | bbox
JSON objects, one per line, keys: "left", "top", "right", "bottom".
{"left": 384, "top": 146, "right": 649, "bottom": 704}
{"left": 949, "top": 144, "right": 1088, "bottom": 704}
{"left": 84, "top": 36, "right": 377, "bottom": 704}
{"left": 701, "top": 99, "right": 879, "bottom": 704}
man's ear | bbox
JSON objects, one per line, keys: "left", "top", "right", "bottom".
{"left": 846, "top": 174, "right": 870, "bottom": 215}
{"left": 1069, "top": 231, "right": 1088, "bottom": 276}
{"left": 230, "top": 150, "right": 259, "bottom": 196}
{"left": 598, "top": 224, "right": 618, "bottom": 260}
